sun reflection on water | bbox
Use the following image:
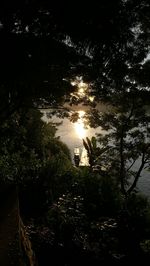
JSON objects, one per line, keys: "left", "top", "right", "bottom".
{"left": 74, "top": 110, "right": 86, "bottom": 139}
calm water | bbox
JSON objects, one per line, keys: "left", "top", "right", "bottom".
{"left": 42, "top": 109, "right": 150, "bottom": 198}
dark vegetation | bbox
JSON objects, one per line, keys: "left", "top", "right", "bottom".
{"left": 0, "top": 0, "right": 150, "bottom": 265}
{"left": 1, "top": 107, "right": 150, "bottom": 265}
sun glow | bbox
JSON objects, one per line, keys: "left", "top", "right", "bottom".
{"left": 74, "top": 110, "right": 86, "bottom": 139}
{"left": 89, "top": 96, "right": 94, "bottom": 102}
{"left": 71, "top": 76, "right": 88, "bottom": 97}
{"left": 78, "top": 87, "right": 84, "bottom": 94}
{"left": 74, "top": 122, "right": 86, "bottom": 139}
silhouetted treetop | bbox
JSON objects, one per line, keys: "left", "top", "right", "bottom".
{"left": 0, "top": 0, "right": 150, "bottom": 120}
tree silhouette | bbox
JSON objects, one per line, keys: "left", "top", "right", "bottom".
{"left": 0, "top": 0, "right": 150, "bottom": 121}
{"left": 83, "top": 136, "right": 109, "bottom": 169}
{"left": 87, "top": 95, "right": 150, "bottom": 197}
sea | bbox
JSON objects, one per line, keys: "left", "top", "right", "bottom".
{"left": 41, "top": 108, "right": 150, "bottom": 198}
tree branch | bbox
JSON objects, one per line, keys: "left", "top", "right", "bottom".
{"left": 127, "top": 151, "right": 146, "bottom": 195}
{"left": 119, "top": 127, "right": 126, "bottom": 195}
{"left": 126, "top": 158, "right": 137, "bottom": 172}
{"left": 119, "top": 101, "right": 135, "bottom": 196}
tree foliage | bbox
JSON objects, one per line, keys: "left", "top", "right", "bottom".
{"left": 86, "top": 95, "right": 150, "bottom": 197}
{"left": 0, "top": 1, "right": 150, "bottom": 264}
{"left": 0, "top": 0, "right": 150, "bottom": 120}
{"left": 83, "top": 136, "right": 109, "bottom": 169}
{"left": 0, "top": 108, "right": 72, "bottom": 185}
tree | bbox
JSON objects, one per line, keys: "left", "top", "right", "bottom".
{"left": 87, "top": 94, "right": 150, "bottom": 198}
{"left": 83, "top": 136, "right": 109, "bottom": 169}
{"left": 0, "top": 107, "right": 74, "bottom": 218}
{"left": 0, "top": 0, "right": 150, "bottom": 122}
{"left": 0, "top": 108, "right": 72, "bottom": 185}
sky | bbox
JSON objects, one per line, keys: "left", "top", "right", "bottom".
{"left": 41, "top": 75, "right": 150, "bottom": 197}
{"left": 42, "top": 110, "right": 102, "bottom": 164}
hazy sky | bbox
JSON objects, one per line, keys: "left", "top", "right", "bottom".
{"left": 42, "top": 110, "right": 102, "bottom": 159}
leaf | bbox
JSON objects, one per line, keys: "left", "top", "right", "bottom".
{"left": 91, "top": 136, "right": 97, "bottom": 150}
{"left": 86, "top": 137, "right": 93, "bottom": 153}
{"left": 83, "top": 139, "right": 89, "bottom": 153}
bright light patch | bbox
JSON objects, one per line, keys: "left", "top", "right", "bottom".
{"left": 78, "top": 110, "right": 85, "bottom": 118}
{"left": 89, "top": 96, "right": 94, "bottom": 102}
{"left": 78, "top": 87, "right": 85, "bottom": 96}
{"left": 74, "top": 122, "right": 86, "bottom": 139}
{"left": 71, "top": 76, "right": 88, "bottom": 97}
{"left": 74, "top": 110, "right": 86, "bottom": 139}
{"left": 71, "top": 81, "right": 76, "bottom": 86}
